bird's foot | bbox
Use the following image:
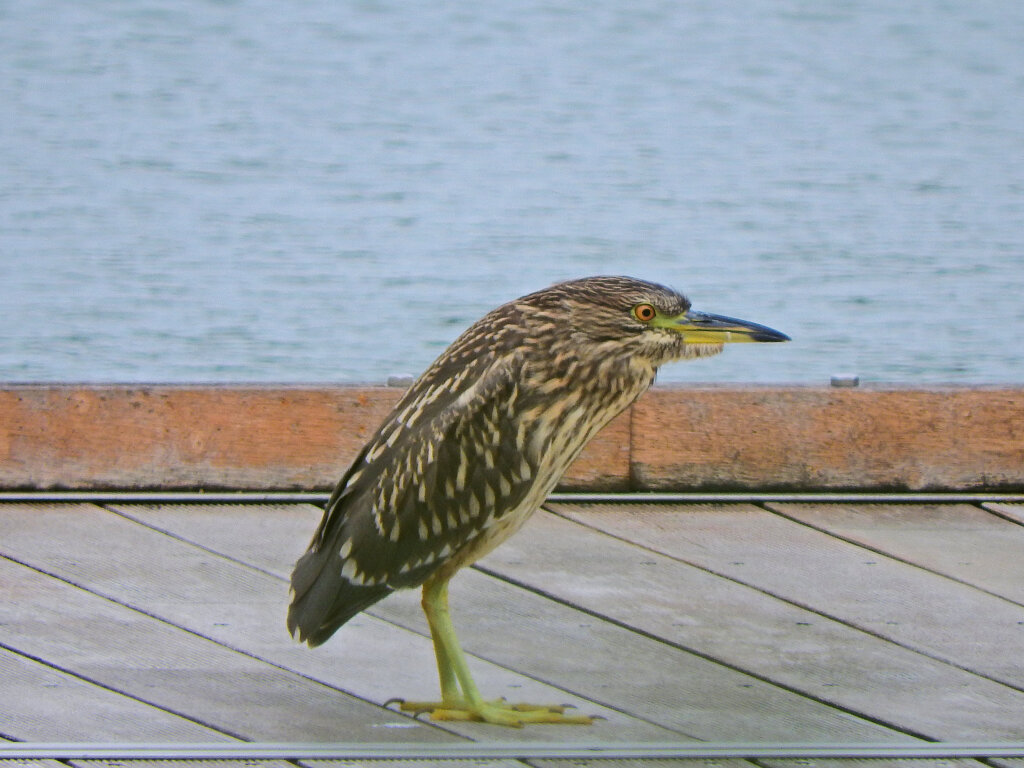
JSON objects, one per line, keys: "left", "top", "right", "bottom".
{"left": 389, "top": 697, "right": 594, "bottom": 727}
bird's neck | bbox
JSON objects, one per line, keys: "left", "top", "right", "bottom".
{"left": 516, "top": 344, "right": 656, "bottom": 480}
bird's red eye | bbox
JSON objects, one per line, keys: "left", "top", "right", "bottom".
{"left": 633, "top": 303, "right": 656, "bottom": 322}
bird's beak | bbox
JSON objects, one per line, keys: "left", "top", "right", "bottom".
{"left": 657, "top": 310, "right": 790, "bottom": 344}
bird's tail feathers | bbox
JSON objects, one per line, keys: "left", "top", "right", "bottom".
{"left": 287, "top": 546, "right": 393, "bottom": 647}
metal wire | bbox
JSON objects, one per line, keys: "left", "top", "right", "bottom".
{"left": 553, "top": 491, "right": 1024, "bottom": 504}
{"left": 3, "top": 742, "right": 1024, "bottom": 761}
{"left": 0, "top": 490, "right": 328, "bottom": 504}
{"left": 1, "top": 490, "right": 1023, "bottom": 504}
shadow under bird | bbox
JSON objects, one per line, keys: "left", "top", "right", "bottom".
{"left": 288, "top": 275, "right": 789, "bottom": 726}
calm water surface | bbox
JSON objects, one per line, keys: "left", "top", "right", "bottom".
{"left": 2, "top": 1, "right": 1023, "bottom": 384}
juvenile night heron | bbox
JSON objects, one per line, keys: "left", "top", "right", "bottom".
{"left": 288, "top": 275, "right": 788, "bottom": 726}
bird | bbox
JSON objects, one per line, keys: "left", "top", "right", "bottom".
{"left": 287, "top": 275, "right": 788, "bottom": 726}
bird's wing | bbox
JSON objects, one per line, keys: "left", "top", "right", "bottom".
{"left": 288, "top": 351, "right": 538, "bottom": 645}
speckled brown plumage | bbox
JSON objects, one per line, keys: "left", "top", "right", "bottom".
{"left": 287, "top": 277, "right": 790, "bottom": 656}
{"left": 287, "top": 276, "right": 736, "bottom": 646}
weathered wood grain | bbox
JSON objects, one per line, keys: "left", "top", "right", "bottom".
{"left": 0, "top": 386, "right": 394, "bottom": 490}
{"left": 0, "top": 647, "right": 229, "bottom": 741}
{"left": 0, "top": 556, "right": 424, "bottom": 742}
{"left": 106, "top": 502, "right": 320, "bottom": 578}
{"left": 110, "top": 503, "right": 912, "bottom": 743}
{"left": 550, "top": 503, "right": 1024, "bottom": 691}
{"left": 6, "top": 498, "right": 1024, "bottom": 754}
{"left": 986, "top": 502, "right": 1024, "bottom": 525}
{"left": 766, "top": 502, "right": 1024, "bottom": 606}
{"left": 631, "top": 386, "right": 1024, "bottom": 491}
{"left": 0, "top": 503, "right": 669, "bottom": 742}
{"left": 487, "top": 508, "right": 1024, "bottom": 740}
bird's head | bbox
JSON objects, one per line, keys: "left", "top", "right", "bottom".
{"left": 521, "top": 276, "right": 789, "bottom": 369}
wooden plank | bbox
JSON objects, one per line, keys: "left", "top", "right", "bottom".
{"left": 0, "top": 556, "right": 428, "bottom": 742}
{"left": 549, "top": 505, "right": 1024, "bottom": 763}
{"left": 377, "top": 567, "right": 901, "bottom": 743}
{"left": 485, "top": 508, "right": 1024, "bottom": 740}
{"left": 0, "top": 503, "right": 671, "bottom": 742}
{"left": 630, "top": 386, "right": 1024, "bottom": 491}
{"left": 986, "top": 502, "right": 1024, "bottom": 525}
{"left": 108, "top": 504, "right": 911, "bottom": 743}
{"left": 4, "top": 385, "right": 1024, "bottom": 492}
{"left": 106, "top": 502, "right": 320, "bottom": 578}
{"left": 551, "top": 503, "right": 1024, "bottom": 691}
{"left": 0, "top": 647, "right": 228, "bottom": 741}
{"left": 0, "top": 504, "right": 451, "bottom": 742}
{"left": 766, "top": 502, "right": 1024, "bottom": 605}
{"left": 0, "top": 385, "right": 627, "bottom": 491}
{"left": 0, "top": 386, "right": 398, "bottom": 491}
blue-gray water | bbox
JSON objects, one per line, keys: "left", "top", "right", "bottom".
{"left": 3, "top": 1, "right": 1023, "bottom": 385}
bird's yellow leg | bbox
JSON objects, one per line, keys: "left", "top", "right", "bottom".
{"left": 424, "top": 580, "right": 461, "bottom": 704}
{"left": 395, "top": 575, "right": 593, "bottom": 727}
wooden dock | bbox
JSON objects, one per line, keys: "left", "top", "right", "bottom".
{"left": 3, "top": 384, "right": 1024, "bottom": 765}
{"left": 3, "top": 497, "right": 1024, "bottom": 766}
